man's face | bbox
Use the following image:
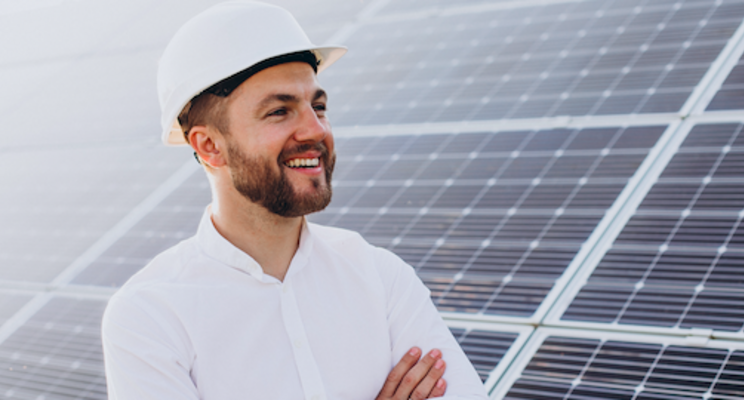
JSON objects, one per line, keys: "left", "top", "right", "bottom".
{"left": 220, "top": 61, "right": 335, "bottom": 217}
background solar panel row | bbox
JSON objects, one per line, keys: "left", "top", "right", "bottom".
{"left": 72, "top": 172, "right": 209, "bottom": 288}
{"left": 320, "top": 0, "right": 744, "bottom": 126}
{"left": 308, "top": 125, "right": 665, "bottom": 317}
{"left": 0, "top": 146, "right": 188, "bottom": 284}
{"left": 562, "top": 123, "right": 744, "bottom": 332}
{"left": 0, "top": 297, "right": 107, "bottom": 399}
{"left": 502, "top": 334, "right": 744, "bottom": 400}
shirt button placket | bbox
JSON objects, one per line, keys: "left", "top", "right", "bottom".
{"left": 279, "top": 280, "right": 327, "bottom": 400}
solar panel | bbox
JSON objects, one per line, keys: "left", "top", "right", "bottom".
{"left": 560, "top": 123, "right": 744, "bottom": 332}
{"left": 322, "top": 0, "right": 744, "bottom": 126}
{"left": 707, "top": 52, "right": 744, "bottom": 110}
{"left": 72, "top": 172, "right": 210, "bottom": 287}
{"left": 0, "top": 297, "right": 107, "bottom": 399}
{"left": 311, "top": 125, "right": 666, "bottom": 317}
{"left": 496, "top": 331, "right": 744, "bottom": 400}
{"left": 0, "top": 146, "right": 189, "bottom": 283}
{"left": 448, "top": 327, "right": 520, "bottom": 383}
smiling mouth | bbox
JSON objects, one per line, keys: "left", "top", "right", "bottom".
{"left": 284, "top": 158, "right": 320, "bottom": 168}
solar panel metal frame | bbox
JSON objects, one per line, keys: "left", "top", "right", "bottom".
{"left": 490, "top": 326, "right": 744, "bottom": 400}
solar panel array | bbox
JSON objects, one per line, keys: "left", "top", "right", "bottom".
{"left": 3, "top": 0, "right": 744, "bottom": 398}
{"left": 561, "top": 123, "right": 744, "bottom": 332}
{"left": 311, "top": 125, "right": 665, "bottom": 317}
{"left": 322, "top": 0, "right": 743, "bottom": 125}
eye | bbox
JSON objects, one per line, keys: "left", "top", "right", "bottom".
{"left": 313, "top": 103, "right": 327, "bottom": 112}
{"left": 267, "top": 108, "right": 287, "bottom": 117}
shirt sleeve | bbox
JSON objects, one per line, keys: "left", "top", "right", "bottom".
{"left": 102, "top": 291, "right": 199, "bottom": 400}
{"left": 376, "top": 248, "right": 490, "bottom": 400}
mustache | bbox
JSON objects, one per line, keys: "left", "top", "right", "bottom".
{"left": 279, "top": 142, "right": 330, "bottom": 160}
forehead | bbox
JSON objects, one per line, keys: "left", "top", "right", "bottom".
{"left": 231, "top": 61, "right": 321, "bottom": 101}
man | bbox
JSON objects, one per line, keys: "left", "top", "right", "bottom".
{"left": 101, "top": 2, "right": 488, "bottom": 399}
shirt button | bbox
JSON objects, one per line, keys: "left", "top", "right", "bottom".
{"left": 282, "top": 285, "right": 289, "bottom": 293}
{"left": 311, "top": 395, "right": 321, "bottom": 400}
{"left": 294, "top": 339, "right": 302, "bottom": 348}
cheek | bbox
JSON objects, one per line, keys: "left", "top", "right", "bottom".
{"left": 324, "top": 133, "right": 335, "bottom": 154}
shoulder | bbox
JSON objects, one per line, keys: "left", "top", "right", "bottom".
{"left": 105, "top": 236, "right": 201, "bottom": 321}
{"left": 307, "top": 222, "right": 400, "bottom": 262}
{"left": 119, "top": 237, "right": 197, "bottom": 292}
{"left": 103, "top": 237, "right": 201, "bottom": 334}
{"left": 307, "top": 222, "right": 413, "bottom": 280}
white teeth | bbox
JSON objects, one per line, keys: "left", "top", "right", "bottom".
{"left": 286, "top": 158, "right": 319, "bottom": 168}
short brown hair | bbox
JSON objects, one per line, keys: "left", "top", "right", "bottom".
{"left": 177, "top": 92, "right": 231, "bottom": 143}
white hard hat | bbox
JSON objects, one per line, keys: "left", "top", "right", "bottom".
{"left": 157, "top": 1, "right": 347, "bottom": 146}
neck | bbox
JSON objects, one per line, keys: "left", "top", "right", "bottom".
{"left": 210, "top": 193, "right": 302, "bottom": 282}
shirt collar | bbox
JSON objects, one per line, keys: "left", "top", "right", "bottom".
{"left": 195, "top": 205, "right": 314, "bottom": 282}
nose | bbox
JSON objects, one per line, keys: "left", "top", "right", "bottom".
{"left": 293, "top": 104, "right": 330, "bottom": 144}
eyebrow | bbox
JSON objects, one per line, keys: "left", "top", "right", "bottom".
{"left": 257, "top": 89, "right": 327, "bottom": 111}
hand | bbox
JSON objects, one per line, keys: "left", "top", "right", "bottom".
{"left": 376, "top": 347, "right": 447, "bottom": 400}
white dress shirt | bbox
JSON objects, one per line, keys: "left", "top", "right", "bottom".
{"left": 102, "top": 207, "right": 488, "bottom": 400}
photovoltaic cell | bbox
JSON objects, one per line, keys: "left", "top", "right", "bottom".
{"left": 73, "top": 172, "right": 211, "bottom": 287}
{"left": 504, "top": 336, "right": 744, "bottom": 400}
{"left": 0, "top": 297, "right": 107, "bottom": 399}
{"left": 562, "top": 123, "right": 744, "bottom": 331}
{"left": 707, "top": 52, "right": 744, "bottom": 111}
{"left": 310, "top": 126, "right": 665, "bottom": 316}
{"left": 322, "top": 0, "right": 744, "bottom": 126}
{"left": 448, "top": 328, "right": 519, "bottom": 382}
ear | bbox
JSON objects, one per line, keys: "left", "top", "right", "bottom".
{"left": 188, "top": 126, "right": 227, "bottom": 168}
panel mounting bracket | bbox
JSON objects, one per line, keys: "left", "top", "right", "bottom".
{"left": 684, "top": 328, "right": 713, "bottom": 347}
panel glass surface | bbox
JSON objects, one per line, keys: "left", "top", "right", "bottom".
{"left": 504, "top": 336, "right": 744, "bottom": 399}
{"left": 0, "top": 146, "right": 188, "bottom": 284}
{"left": 449, "top": 328, "right": 519, "bottom": 382}
{"left": 0, "top": 297, "right": 107, "bottom": 399}
{"left": 73, "top": 172, "right": 210, "bottom": 287}
{"left": 323, "top": 0, "right": 744, "bottom": 126}
{"left": 563, "top": 123, "right": 744, "bottom": 331}
{"left": 707, "top": 52, "right": 744, "bottom": 110}
{"left": 311, "top": 126, "right": 665, "bottom": 317}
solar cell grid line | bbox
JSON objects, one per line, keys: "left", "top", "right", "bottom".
{"left": 311, "top": 125, "right": 666, "bottom": 318}
{"left": 560, "top": 122, "right": 744, "bottom": 335}
{"left": 492, "top": 328, "right": 744, "bottom": 400}
{"left": 321, "top": 0, "right": 744, "bottom": 127}
{"left": 0, "top": 297, "right": 107, "bottom": 400}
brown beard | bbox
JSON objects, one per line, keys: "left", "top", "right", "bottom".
{"left": 226, "top": 141, "right": 335, "bottom": 217}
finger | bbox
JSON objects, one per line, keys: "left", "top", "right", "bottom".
{"left": 378, "top": 347, "right": 421, "bottom": 399}
{"left": 409, "top": 359, "right": 445, "bottom": 400}
{"left": 428, "top": 379, "right": 447, "bottom": 398}
{"left": 394, "top": 349, "right": 442, "bottom": 399}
